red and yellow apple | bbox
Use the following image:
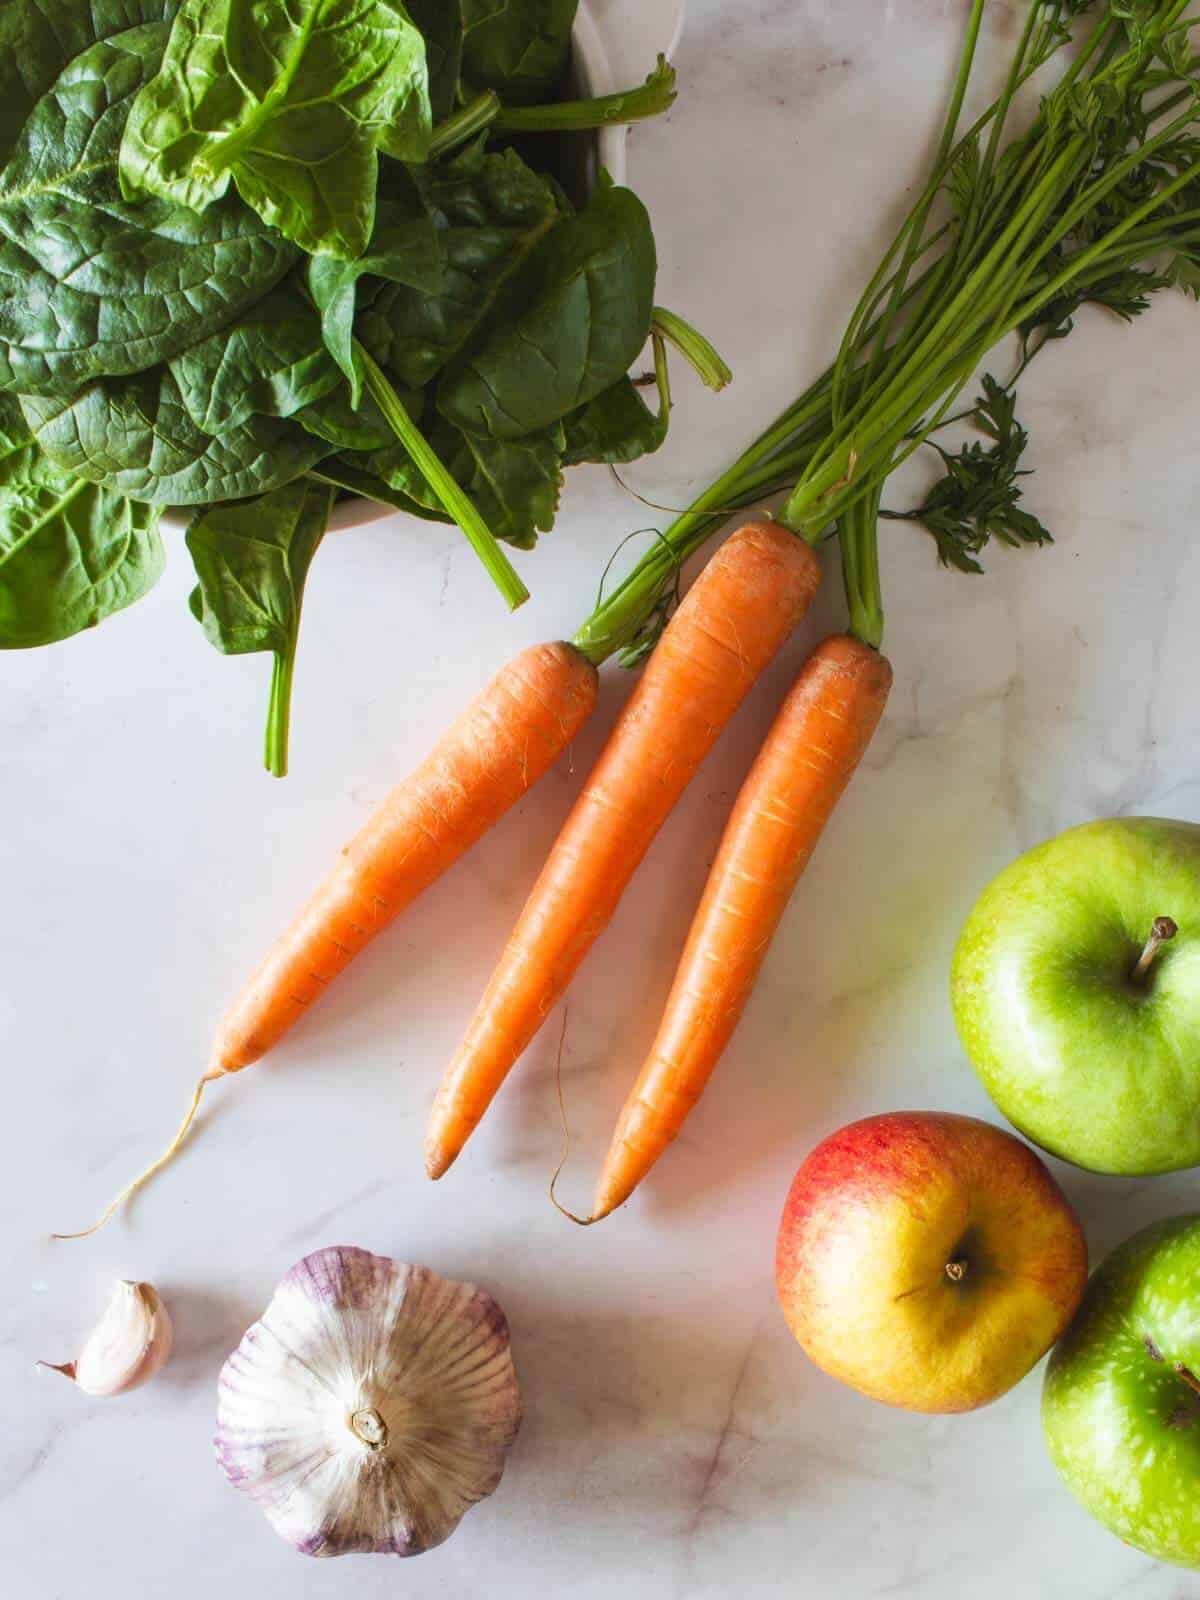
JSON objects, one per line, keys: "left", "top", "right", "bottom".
{"left": 775, "top": 1111, "right": 1088, "bottom": 1413}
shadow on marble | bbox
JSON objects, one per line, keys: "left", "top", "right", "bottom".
{"left": 154, "top": 1284, "right": 262, "bottom": 1390}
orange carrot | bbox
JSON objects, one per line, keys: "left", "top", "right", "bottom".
{"left": 214, "top": 640, "right": 598, "bottom": 1074}
{"left": 61, "top": 640, "right": 597, "bottom": 1237}
{"left": 426, "top": 521, "right": 822, "bottom": 1180}
{"left": 591, "top": 633, "right": 892, "bottom": 1220}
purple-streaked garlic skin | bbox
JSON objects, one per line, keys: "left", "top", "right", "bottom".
{"left": 215, "top": 1246, "right": 522, "bottom": 1558}
{"left": 41, "top": 1281, "right": 173, "bottom": 1397}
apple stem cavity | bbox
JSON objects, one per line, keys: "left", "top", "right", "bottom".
{"left": 944, "top": 1257, "right": 969, "bottom": 1283}
{"left": 1131, "top": 916, "right": 1178, "bottom": 986}
{"left": 1175, "top": 1362, "right": 1200, "bottom": 1399}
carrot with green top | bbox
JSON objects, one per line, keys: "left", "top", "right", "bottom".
{"left": 426, "top": 520, "right": 822, "bottom": 1180}
{"left": 591, "top": 631, "right": 892, "bottom": 1219}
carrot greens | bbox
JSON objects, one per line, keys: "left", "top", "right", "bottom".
{"left": 574, "top": 0, "right": 1200, "bottom": 665}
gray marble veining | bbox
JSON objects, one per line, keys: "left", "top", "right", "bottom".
{"left": 4, "top": 3, "right": 1200, "bottom": 1596}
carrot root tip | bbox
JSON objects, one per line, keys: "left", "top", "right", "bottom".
{"left": 51, "top": 1075, "right": 212, "bottom": 1242}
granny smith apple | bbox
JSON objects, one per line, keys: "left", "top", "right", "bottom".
{"left": 775, "top": 1111, "right": 1087, "bottom": 1413}
{"left": 952, "top": 818, "right": 1200, "bottom": 1174}
{"left": 1043, "top": 1214, "right": 1200, "bottom": 1567}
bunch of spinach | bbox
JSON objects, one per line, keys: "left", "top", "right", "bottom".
{"left": 0, "top": 0, "right": 719, "bottom": 775}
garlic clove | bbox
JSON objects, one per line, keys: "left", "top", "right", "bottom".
{"left": 215, "top": 1246, "right": 522, "bottom": 1558}
{"left": 41, "top": 1280, "right": 173, "bottom": 1398}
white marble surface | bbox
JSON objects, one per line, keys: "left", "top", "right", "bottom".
{"left": 6, "top": 2, "right": 1200, "bottom": 1596}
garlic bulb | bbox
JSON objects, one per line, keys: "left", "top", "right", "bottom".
{"left": 41, "top": 1280, "right": 172, "bottom": 1397}
{"left": 215, "top": 1246, "right": 522, "bottom": 1558}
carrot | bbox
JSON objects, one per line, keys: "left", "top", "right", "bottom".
{"left": 60, "top": 640, "right": 597, "bottom": 1237}
{"left": 426, "top": 521, "right": 821, "bottom": 1180}
{"left": 591, "top": 633, "right": 892, "bottom": 1220}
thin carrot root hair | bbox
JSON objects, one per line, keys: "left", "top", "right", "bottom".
{"left": 52, "top": 1073, "right": 215, "bottom": 1240}
{"left": 547, "top": 1008, "right": 597, "bottom": 1228}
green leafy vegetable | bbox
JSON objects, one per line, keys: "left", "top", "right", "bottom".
{"left": 439, "top": 173, "right": 655, "bottom": 439}
{"left": 405, "top": 0, "right": 464, "bottom": 121}
{"left": 187, "top": 479, "right": 335, "bottom": 776}
{"left": 311, "top": 455, "right": 445, "bottom": 519}
{"left": 461, "top": 0, "right": 577, "bottom": 105}
{"left": 171, "top": 284, "right": 344, "bottom": 433}
{"left": 297, "top": 387, "right": 398, "bottom": 453}
{"left": 0, "top": 397, "right": 164, "bottom": 648}
{"left": 0, "top": 0, "right": 176, "bottom": 168}
{"left": 881, "top": 376, "right": 1051, "bottom": 573}
{"left": 308, "top": 187, "right": 444, "bottom": 404}
{"left": 0, "top": 0, "right": 712, "bottom": 771}
{"left": 562, "top": 376, "right": 667, "bottom": 465}
{"left": 367, "top": 419, "right": 564, "bottom": 545}
{"left": 442, "top": 426, "right": 563, "bottom": 547}
{"left": 22, "top": 371, "right": 331, "bottom": 505}
{"left": 120, "top": 0, "right": 433, "bottom": 260}
{"left": 356, "top": 144, "right": 561, "bottom": 389}
{"left": 356, "top": 341, "right": 528, "bottom": 604}
{"left": 0, "top": 20, "right": 296, "bottom": 397}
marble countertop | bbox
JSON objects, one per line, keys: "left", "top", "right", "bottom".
{"left": 6, "top": 3, "right": 1200, "bottom": 1597}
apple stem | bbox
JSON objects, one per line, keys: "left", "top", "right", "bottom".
{"left": 944, "top": 1257, "right": 969, "bottom": 1283}
{"left": 1175, "top": 1362, "right": 1200, "bottom": 1399}
{"left": 1131, "top": 917, "right": 1178, "bottom": 985}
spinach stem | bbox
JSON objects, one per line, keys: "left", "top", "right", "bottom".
{"left": 651, "top": 307, "right": 732, "bottom": 391}
{"left": 356, "top": 343, "right": 529, "bottom": 610}
{"left": 265, "top": 646, "right": 294, "bottom": 779}
{"left": 429, "top": 91, "right": 501, "bottom": 159}
{"left": 495, "top": 57, "right": 676, "bottom": 132}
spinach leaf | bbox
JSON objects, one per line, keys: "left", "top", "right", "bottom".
{"left": 171, "top": 284, "right": 344, "bottom": 433}
{"left": 355, "top": 419, "right": 563, "bottom": 547}
{"left": 0, "top": 20, "right": 297, "bottom": 399}
{"left": 355, "top": 144, "right": 559, "bottom": 389}
{"left": 297, "top": 355, "right": 424, "bottom": 453}
{"left": 0, "top": 394, "right": 55, "bottom": 486}
{"left": 297, "top": 389, "right": 395, "bottom": 454}
{"left": 406, "top": 0, "right": 464, "bottom": 121}
{"left": 311, "top": 455, "right": 444, "bottom": 520}
{"left": 187, "top": 479, "right": 335, "bottom": 776}
{"left": 461, "top": 0, "right": 578, "bottom": 105}
{"left": 22, "top": 369, "right": 331, "bottom": 505}
{"left": 440, "top": 424, "right": 563, "bottom": 547}
{"left": 439, "top": 173, "right": 656, "bottom": 439}
{"left": 120, "top": 0, "right": 433, "bottom": 260}
{"left": 0, "top": 399, "right": 164, "bottom": 648}
{"left": 562, "top": 375, "right": 668, "bottom": 465}
{"left": 307, "top": 186, "right": 444, "bottom": 404}
{"left": 0, "top": 0, "right": 176, "bottom": 166}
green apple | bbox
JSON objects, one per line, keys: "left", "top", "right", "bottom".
{"left": 1043, "top": 1214, "right": 1200, "bottom": 1567}
{"left": 952, "top": 818, "right": 1200, "bottom": 1174}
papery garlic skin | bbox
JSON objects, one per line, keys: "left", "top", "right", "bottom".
{"left": 215, "top": 1246, "right": 522, "bottom": 1558}
{"left": 43, "top": 1280, "right": 173, "bottom": 1397}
